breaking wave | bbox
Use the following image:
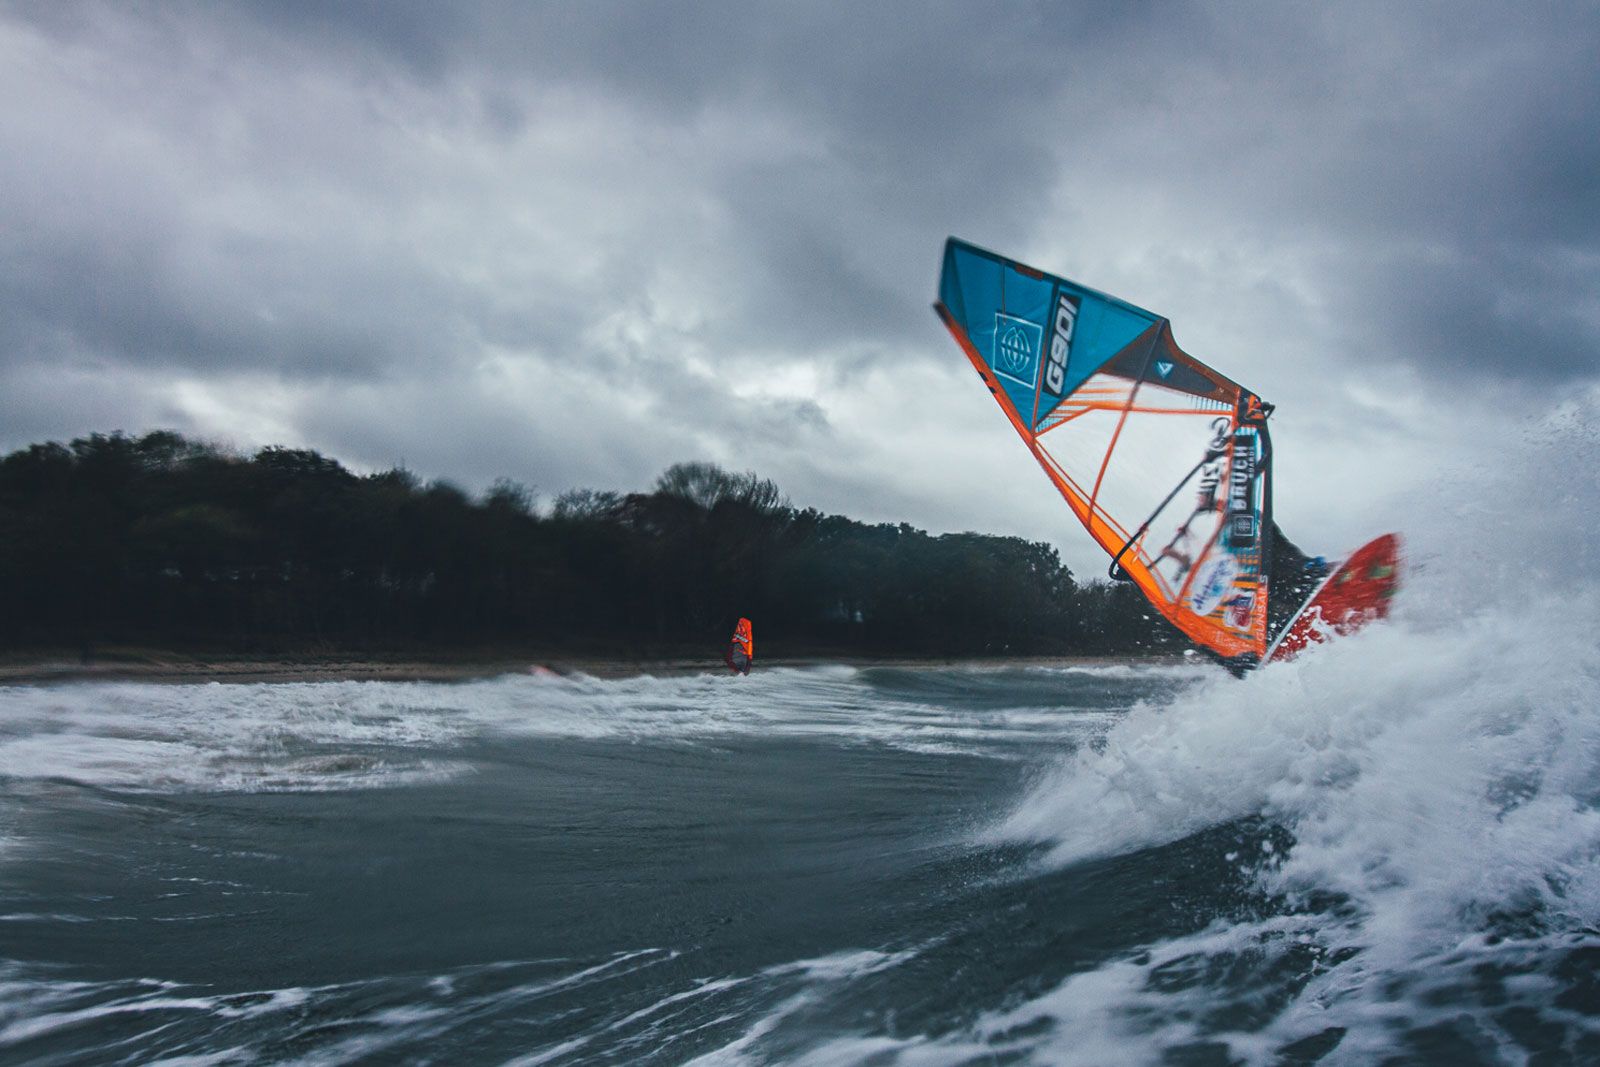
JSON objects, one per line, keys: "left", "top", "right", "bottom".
{"left": 889, "top": 404, "right": 1600, "bottom": 1063}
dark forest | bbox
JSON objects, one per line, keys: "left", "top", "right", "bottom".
{"left": 0, "top": 431, "right": 1183, "bottom": 659}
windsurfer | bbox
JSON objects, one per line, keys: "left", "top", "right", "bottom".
{"left": 936, "top": 237, "right": 1395, "bottom": 674}
{"left": 725, "top": 617, "right": 753, "bottom": 675}
{"left": 1267, "top": 522, "right": 1329, "bottom": 641}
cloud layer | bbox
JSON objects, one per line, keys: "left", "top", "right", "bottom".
{"left": 2, "top": 1, "right": 1595, "bottom": 573}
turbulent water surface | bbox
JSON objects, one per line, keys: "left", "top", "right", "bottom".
{"left": 3, "top": 575, "right": 1600, "bottom": 1067}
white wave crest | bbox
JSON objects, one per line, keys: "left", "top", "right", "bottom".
{"left": 970, "top": 404, "right": 1600, "bottom": 1061}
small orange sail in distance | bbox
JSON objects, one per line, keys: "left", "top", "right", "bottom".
{"left": 725, "top": 617, "right": 753, "bottom": 675}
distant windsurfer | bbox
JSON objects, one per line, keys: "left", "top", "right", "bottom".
{"left": 725, "top": 617, "right": 753, "bottom": 675}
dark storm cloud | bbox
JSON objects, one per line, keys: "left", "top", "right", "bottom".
{"left": 11, "top": 1, "right": 1593, "bottom": 380}
{"left": 3, "top": 0, "right": 1182, "bottom": 362}
{"left": 1230, "top": 4, "right": 1600, "bottom": 384}
{"left": 247, "top": 0, "right": 1091, "bottom": 355}
{"left": 1343, "top": 249, "right": 1600, "bottom": 384}
{"left": 0, "top": 221, "right": 474, "bottom": 378}
{"left": 0, "top": 0, "right": 1595, "bottom": 539}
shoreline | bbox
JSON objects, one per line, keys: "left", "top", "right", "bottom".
{"left": 0, "top": 650, "right": 1188, "bottom": 686}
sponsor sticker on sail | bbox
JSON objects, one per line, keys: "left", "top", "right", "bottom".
{"left": 992, "top": 313, "right": 1043, "bottom": 389}
{"left": 1189, "top": 555, "right": 1240, "bottom": 617}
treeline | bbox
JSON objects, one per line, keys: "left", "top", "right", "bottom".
{"left": 0, "top": 432, "right": 1181, "bottom": 658}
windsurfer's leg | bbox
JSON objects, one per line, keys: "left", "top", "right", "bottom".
{"left": 1267, "top": 523, "right": 1329, "bottom": 642}
{"left": 1269, "top": 521, "right": 1309, "bottom": 574}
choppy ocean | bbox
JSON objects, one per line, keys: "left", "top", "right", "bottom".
{"left": 1, "top": 624, "right": 1597, "bottom": 1066}
{"left": 4, "top": 419, "right": 1600, "bottom": 1065}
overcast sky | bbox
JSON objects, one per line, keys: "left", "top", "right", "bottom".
{"left": 2, "top": 1, "right": 1596, "bottom": 576}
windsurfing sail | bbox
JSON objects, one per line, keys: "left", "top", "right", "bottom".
{"left": 725, "top": 617, "right": 753, "bottom": 675}
{"left": 935, "top": 237, "right": 1276, "bottom": 669}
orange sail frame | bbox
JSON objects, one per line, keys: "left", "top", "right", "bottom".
{"left": 934, "top": 238, "right": 1274, "bottom": 665}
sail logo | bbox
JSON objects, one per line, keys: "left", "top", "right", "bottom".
{"left": 1226, "top": 434, "right": 1257, "bottom": 546}
{"left": 992, "top": 313, "right": 1043, "bottom": 389}
{"left": 1044, "top": 292, "right": 1080, "bottom": 396}
{"left": 1195, "top": 416, "right": 1232, "bottom": 512}
{"left": 1231, "top": 513, "right": 1257, "bottom": 544}
{"left": 1189, "top": 554, "right": 1239, "bottom": 617}
{"left": 1155, "top": 360, "right": 1174, "bottom": 378}
{"left": 1225, "top": 590, "right": 1256, "bottom": 630}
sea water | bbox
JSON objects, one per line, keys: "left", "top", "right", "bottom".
{"left": 1, "top": 623, "right": 1596, "bottom": 1067}
{"left": 3, "top": 417, "right": 1599, "bottom": 1065}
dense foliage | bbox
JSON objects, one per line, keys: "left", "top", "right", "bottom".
{"left": 0, "top": 432, "right": 1180, "bottom": 657}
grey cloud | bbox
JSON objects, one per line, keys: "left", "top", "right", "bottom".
{"left": 1341, "top": 249, "right": 1600, "bottom": 383}
{"left": 3, "top": 2, "right": 1166, "bottom": 352}
{"left": 0, "top": 0, "right": 1595, "bottom": 552}
{"left": 16, "top": 1, "right": 1590, "bottom": 384}
{"left": 0, "top": 360, "right": 171, "bottom": 449}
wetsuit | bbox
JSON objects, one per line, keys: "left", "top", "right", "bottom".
{"left": 1266, "top": 522, "right": 1327, "bottom": 645}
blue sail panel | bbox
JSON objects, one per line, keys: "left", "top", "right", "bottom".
{"left": 938, "top": 238, "right": 1162, "bottom": 429}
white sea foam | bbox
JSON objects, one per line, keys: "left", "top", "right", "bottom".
{"left": 945, "top": 404, "right": 1600, "bottom": 1062}
{"left": 0, "top": 661, "right": 1135, "bottom": 795}
{"left": 0, "top": 952, "right": 676, "bottom": 1065}
{"left": 672, "top": 404, "right": 1600, "bottom": 1064}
